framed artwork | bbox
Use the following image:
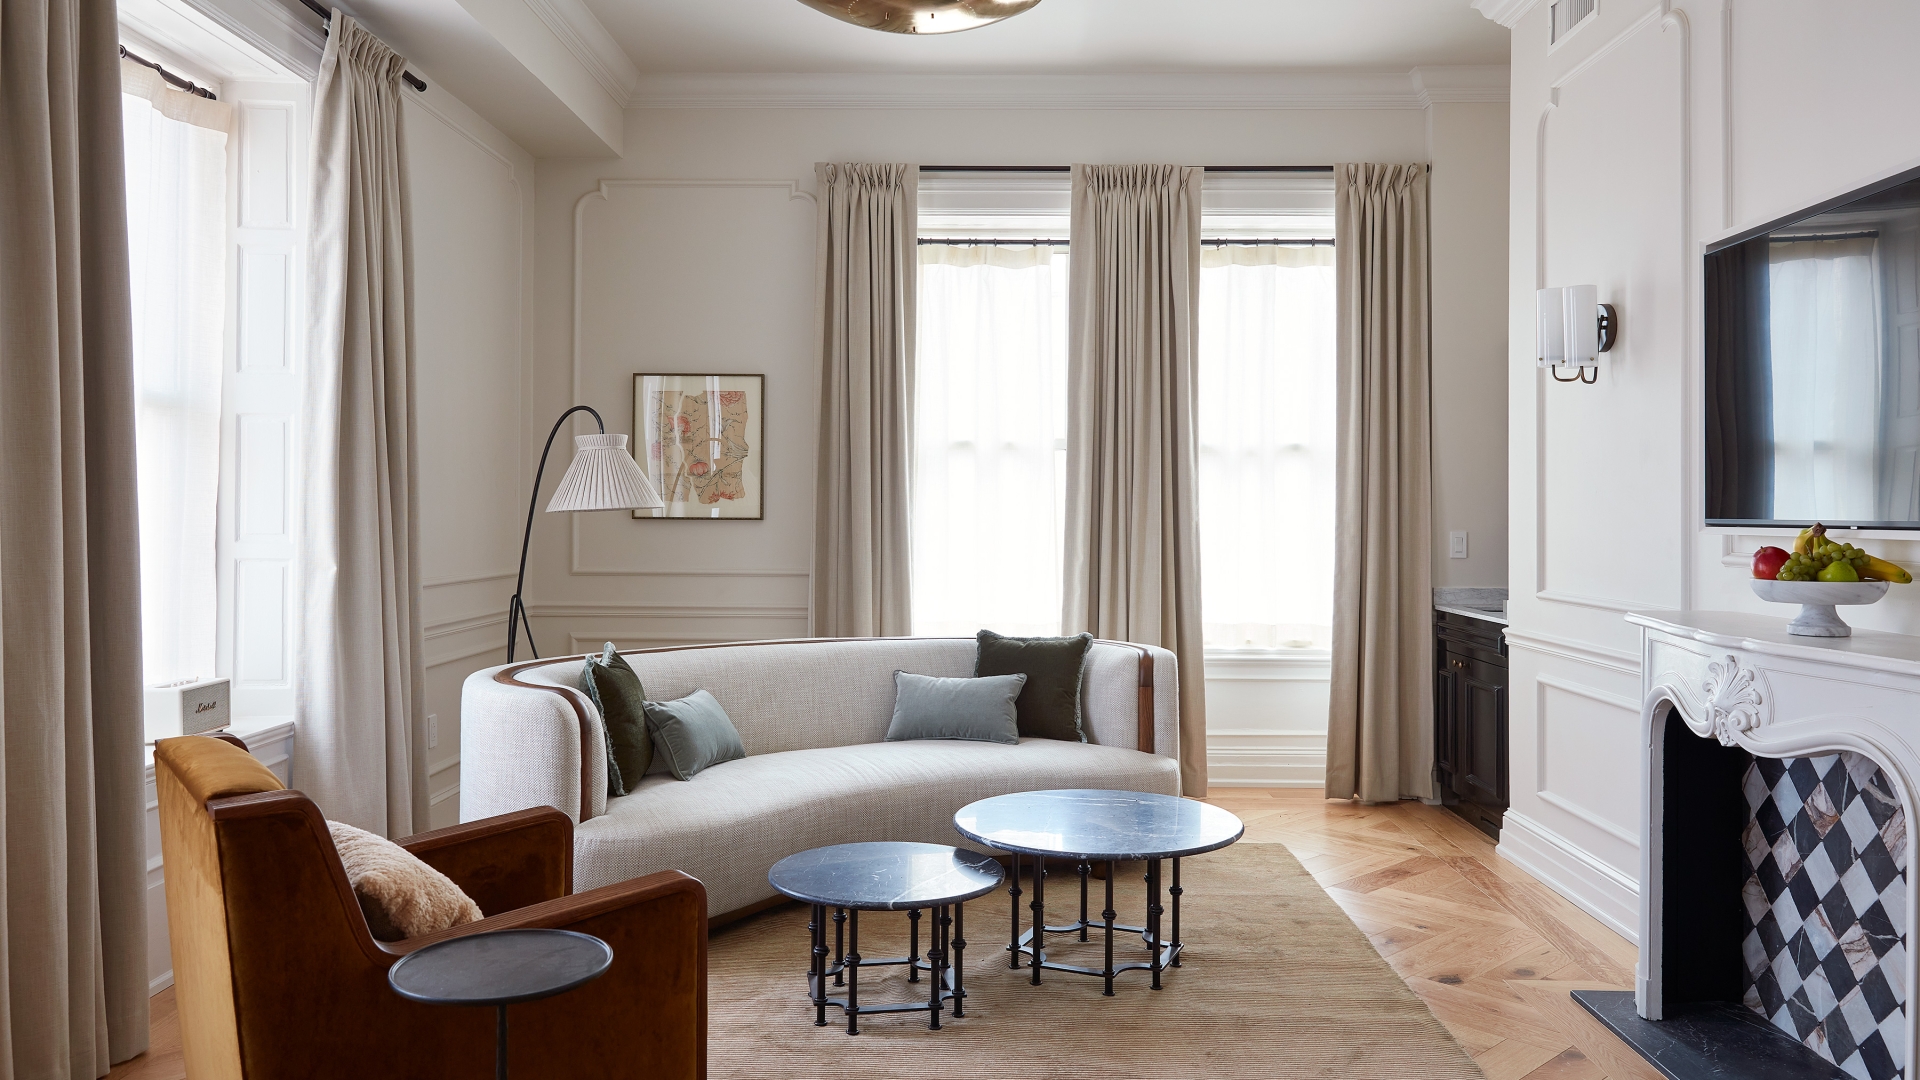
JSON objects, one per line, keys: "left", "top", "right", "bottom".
{"left": 632, "top": 373, "right": 765, "bottom": 519}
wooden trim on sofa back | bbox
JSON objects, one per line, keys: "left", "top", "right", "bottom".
{"left": 494, "top": 636, "right": 1162, "bottom": 821}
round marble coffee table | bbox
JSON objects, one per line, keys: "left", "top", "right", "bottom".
{"left": 953, "top": 789, "right": 1243, "bottom": 995}
{"left": 768, "top": 842, "right": 1004, "bottom": 1035}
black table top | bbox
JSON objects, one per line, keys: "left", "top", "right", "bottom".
{"left": 953, "top": 789, "right": 1244, "bottom": 861}
{"left": 387, "top": 929, "right": 613, "bottom": 1008}
{"left": 768, "top": 842, "right": 1006, "bottom": 910}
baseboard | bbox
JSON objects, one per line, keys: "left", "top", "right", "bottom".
{"left": 1496, "top": 809, "right": 1641, "bottom": 945}
{"left": 150, "top": 969, "right": 173, "bottom": 995}
{"left": 1206, "top": 732, "right": 1327, "bottom": 788}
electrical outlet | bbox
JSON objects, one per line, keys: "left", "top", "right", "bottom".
{"left": 427, "top": 713, "right": 439, "bottom": 750}
{"left": 1449, "top": 531, "right": 1468, "bottom": 559}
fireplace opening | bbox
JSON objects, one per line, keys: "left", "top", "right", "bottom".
{"left": 1661, "top": 715, "right": 1754, "bottom": 1010}
{"left": 1583, "top": 706, "right": 1910, "bottom": 1080}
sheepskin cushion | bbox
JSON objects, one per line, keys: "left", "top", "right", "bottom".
{"left": 328, "top": 821, "right": 483, "bottom": 941}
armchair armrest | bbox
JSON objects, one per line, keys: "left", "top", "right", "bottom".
{"left": 399, "top": 806, "right": 572, "bottom": 916}
{"left": 396, "top": 871, "right": 708, "bottom": 1080}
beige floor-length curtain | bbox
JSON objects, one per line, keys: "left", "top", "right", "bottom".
{"left": 1063, "top": 164, "right": 1209, "bottom": 797}
{"left": 1325, "top": 163, "right": 1434, "bottom": 804}
{"left": 812, "top": 163, "right": 917, "bottom": 637}
{"left": 0, "top": 0, "right": 152, "bottom": 1068}
{"left": 296, "top": 15, "right": 427, "bottom": 837}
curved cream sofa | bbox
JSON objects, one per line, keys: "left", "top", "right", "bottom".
{"left": 461, "top": 637, "right": 1181, "bottom": 919}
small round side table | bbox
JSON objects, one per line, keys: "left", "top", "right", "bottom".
{"left": 388, "top": 928, "right": 613, "bottom": 1080}
{"left": 769, "top": 842, "right": 1004, "bottom": 1035}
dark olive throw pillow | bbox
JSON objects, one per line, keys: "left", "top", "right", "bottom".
{"left": 578, "top": 642, "right": 652, "bottom": 798}
{"left": 973, "top": 629, "right": 1093, "bottom": 742}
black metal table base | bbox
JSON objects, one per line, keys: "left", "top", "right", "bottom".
{"left": 1006, "top": 854, "right": 1183, "bottom": 995}
{"left": 807, "top": 903, "right": 968, "bottom": 1035}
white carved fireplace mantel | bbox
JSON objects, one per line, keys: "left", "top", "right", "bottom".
{"left": 1633, "top": 610, "right": 1920, "bottom": 1075}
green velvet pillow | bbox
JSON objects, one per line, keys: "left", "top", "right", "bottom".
{"left": 643, "top": 689, "right": 746, "bottom": 781}
{"left": 578, "top": 643, "right": 652, "bottom": 797}
{"left": 973, "top": 630, "right": 1094, "bottom": 742}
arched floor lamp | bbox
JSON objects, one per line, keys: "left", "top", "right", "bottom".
{"left": 508, "top": 405, "right": 664, "bottom": 662}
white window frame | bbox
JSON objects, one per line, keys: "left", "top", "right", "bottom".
{"left": 1199, "top": 173, "right": 1336, "bottom": 670}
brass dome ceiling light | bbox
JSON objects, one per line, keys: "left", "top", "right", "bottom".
{"left": 794, "top": 0, "right": 1044, "bottom": 34}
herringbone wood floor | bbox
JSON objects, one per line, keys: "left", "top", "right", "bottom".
{"left": 109, "top": 791, "right": 1660, "bottom": 1080}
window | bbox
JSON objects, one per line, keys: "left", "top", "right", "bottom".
{"left": 912, "top": 241, "right": 1071, "bottom": 636}
{"left": 909, "top": 174, "right": 1338, "bottom": 650}
{"left": 1196, "top": 241, "right": 1337, "bottom": 650}
{"left": 123, "top": 57, "right": 231, "bottom": 688}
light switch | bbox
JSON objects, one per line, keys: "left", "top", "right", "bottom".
{"left": 427, "top": 713, "right": 439, "bottom": 750}
{"left": 1449, "top": 531, "right": 1468, "bottom": 559}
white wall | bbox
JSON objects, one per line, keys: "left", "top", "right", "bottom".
{"left": 1498, "top": 0, "right": 1920, "bottom": 943}
{"left": 528, "top": 81, "right": 1509, "bottom": 787}
{"left": 406, "top": 83, "right": 537, "bottom": 830}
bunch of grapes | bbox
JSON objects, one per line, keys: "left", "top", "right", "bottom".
{"left": 1777, "top": 541, "right": 1871, "bottom": 581}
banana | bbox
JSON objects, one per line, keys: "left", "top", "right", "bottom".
{"left": 1862, "top": 554, "right": 1913, "bottom": 584}
{"left": 1794, "top": 526, "right": 1818, "bottom": 555}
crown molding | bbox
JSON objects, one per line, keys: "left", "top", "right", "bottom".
{"left": 1411, "top": 64, "right": 1510, "bottom": 106}
{"left": 626, "top": 67, "right": 1510, "bottom": 111}
{"left": 518, "top": 0, "right": 640, "bottom": 107}
{"left": 1472, "top": 0, "right": 1541, "bottom": 29}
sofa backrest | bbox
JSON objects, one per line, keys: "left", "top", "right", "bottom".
{"left": 472, "top": 636, "right": 1175, "bottom": 823}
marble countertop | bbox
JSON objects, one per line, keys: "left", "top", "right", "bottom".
{"left": 1435, "top": 586, "right": 1508, "bottom": 626}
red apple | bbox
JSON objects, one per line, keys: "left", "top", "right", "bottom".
{"left": 1752, "top": 546, "right": 1790, "bottom": 580}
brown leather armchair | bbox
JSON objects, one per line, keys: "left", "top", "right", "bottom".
{"left": 154, "top": 735, "right": 706, "bottom": 1079}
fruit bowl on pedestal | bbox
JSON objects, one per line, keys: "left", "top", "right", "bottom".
{"left": 1750, "top": 579, "right": 1890, "bottom": 638}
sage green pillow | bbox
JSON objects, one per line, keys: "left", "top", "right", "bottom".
{"left": 643, "top": 689, "right": 746, "bottom": 781}
{"left": 885, "top": 671, "right": 1025, "bottom": 744}
{"left": 578, "top": 643, "right": 651, "bottom": 797}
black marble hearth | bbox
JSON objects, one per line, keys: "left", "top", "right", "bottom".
{"left": 1575, "top": 991, "right": 1850, "bottom": 1079}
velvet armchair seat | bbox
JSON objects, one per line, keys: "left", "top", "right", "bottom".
{"left": 153, "top": 736, "right": 706, "bottom": 1079}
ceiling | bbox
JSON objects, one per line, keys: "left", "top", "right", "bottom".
{"left": 583, "top": 0, "right": 1509, "bottom": 75}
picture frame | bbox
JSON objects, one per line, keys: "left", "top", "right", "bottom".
{"left": 631, "top": 373, "right": 765, "bottom": 520}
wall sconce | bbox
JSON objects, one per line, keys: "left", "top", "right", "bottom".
{"left": 1536, "top": 285, "right": 1617, "bottom": 384}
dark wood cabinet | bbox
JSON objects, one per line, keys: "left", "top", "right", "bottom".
{"left": 1433, "top": 609, "right": 1508, "bottom": 840}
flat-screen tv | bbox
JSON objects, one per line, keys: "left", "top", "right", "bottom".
{"left": 1705, "top": 165, "right": 1920, "bottom": 528}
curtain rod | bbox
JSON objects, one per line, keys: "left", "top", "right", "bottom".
{"left": 295, "top": 0, "right": 428, "bottom": 91}
{"left": 120, "top": 45, "right": 217, "bottom": 99}
{"left": 921, "top": 165, "right": 1337, "bottom": 173}
{"left": 917, "top": 237, "right": 1337, "bottom": 246}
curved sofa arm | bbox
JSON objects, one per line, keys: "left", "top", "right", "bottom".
{"left": 1082, "top": 641, "right": 1180, "bottom": 763}
{"left": 461, "top": 665, "right": 596, "bottom": 824}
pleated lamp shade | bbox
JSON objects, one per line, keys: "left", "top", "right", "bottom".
{"left": 545, "top": 434, "right": 665, "bottom": 512}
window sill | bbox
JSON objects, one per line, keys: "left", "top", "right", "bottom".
{"left": 1202, "top": 648, "right": 1332, "bottom": 682}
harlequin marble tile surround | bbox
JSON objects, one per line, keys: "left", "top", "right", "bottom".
{"left": 1742, "top": 753, "right": 1909, "bottom": 1080}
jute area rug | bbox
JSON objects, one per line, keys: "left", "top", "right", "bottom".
{"left": 708, "top": 841, "right": 1485, "bottom": 1079}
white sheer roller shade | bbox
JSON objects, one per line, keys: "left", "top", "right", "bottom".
{"left": 123, "top": 75, "right": 230, "bottom": 687}
{"left": 1197, "top": 243, "right": 1337, "bottom": 650}
{"left": 912, "top": 243, "right": 1070, "bottom": 637}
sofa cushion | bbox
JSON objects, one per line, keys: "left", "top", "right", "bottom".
{"left": 573, "top": 738, "right": 1180, "bottom": 914}
{"left": 974, "top": 630, "right": 1093, "bottom": 742}
{"left": 645, "top": 689, "right": 746, "bottom": 780}
{"left": 885, "top": 671, "right": 1024, "bottom": 744}
{"left": 579, "top": 643, "right": 650, "bottom": 796}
